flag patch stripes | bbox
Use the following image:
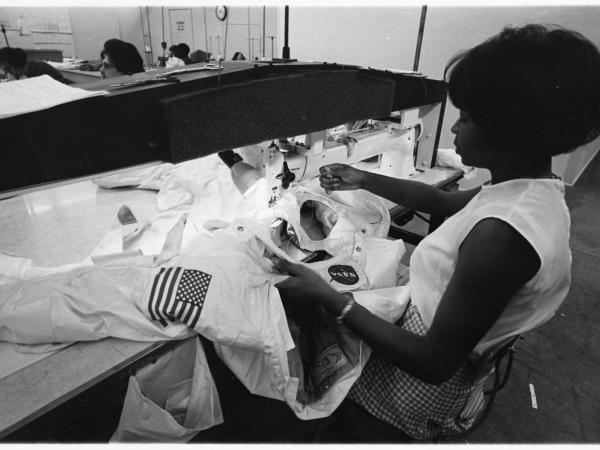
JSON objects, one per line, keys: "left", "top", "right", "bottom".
{"left": 148, "top": 267, "right": 212, "bottom": 328}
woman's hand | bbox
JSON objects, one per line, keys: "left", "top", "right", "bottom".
{"left": 319, "top": 164, "right": 366, "bottom": 192}
{"left": 273, "top": 257, "right": 339, "bottom": 309}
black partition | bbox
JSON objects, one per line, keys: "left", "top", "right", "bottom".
{"left": 0, "top": 61, "right": 446, "bottom": 192}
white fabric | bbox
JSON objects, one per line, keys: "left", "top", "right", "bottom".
{"left": 0, "top": 252, "right": 93, "bottom": 284}
{"left": 111, "top": 337, "right": 223, "bottom": 442}
{"left": 142, "top": 251, "right": 294, "bottom": 353}
{"left": 165, "top": 185, "right": 402, "bottom": 349}
{"left": 237, "top": 186, "right": 403, "bottom": 292}
{"left": 435, "top": 147, "right": 473, "bottom": 175}
{"left": 0, "top": 254, "right": 193, "bottom": 344}
{"left": 166, "top": 56, "right": 186, "bottom": 68}
{"left": 214, "top": 284, "right": 411, "bottom": 420}
{"left": 409, "top": 178, "right": 571, "bottom": 354}
{"left": 94, "top": 164, "right": 174, "bottom": 191}
{"left": 0, "top": 151, "right": 410, "bottom": 424}
{"left": 0, "top": 161, "right": 401, "bottom": 349}
{"left": 92, "top": 155, "right": 267, "bottom": 257}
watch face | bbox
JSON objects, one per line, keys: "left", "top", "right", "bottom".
{"left": 215, "top": 5, "right": 228, "bottom": 21}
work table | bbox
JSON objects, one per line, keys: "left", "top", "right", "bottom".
{"left": 0, "top": 162, "right": 463, "bottom": 440}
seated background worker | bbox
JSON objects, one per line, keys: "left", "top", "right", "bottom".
{"left": 176, "top": 43, "right": 192, "bottom": 65}
{"left": 274, "top": 24, "right": 600, "bottom": 441}
{"left": 166, "top": 44, "right": 186, "bottom": 68}
{"left": 0, "top": 47, "right": 72, "bottom": 83}
{"left": 100, "top": 39, "right": 144, "bottom": 78}
{"left": 232, "top": 51, "right": 246, "bottom": 61}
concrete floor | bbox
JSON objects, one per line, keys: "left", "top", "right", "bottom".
{"left": 464, "top": 153, "right": 600, "bottom": 443}
{"left": 193, "top": 152, "right": 600, "bottom": 444}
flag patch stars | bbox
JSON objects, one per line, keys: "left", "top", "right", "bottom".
{"left": 148, "top": 267, "right": 212, "bottom": 329}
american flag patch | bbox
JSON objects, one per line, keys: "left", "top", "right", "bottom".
{"left": 148, "top": 267, "right": 212, "bottom": 329}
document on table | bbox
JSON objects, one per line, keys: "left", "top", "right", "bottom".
{"left": 0, "top": 75, "right": 108, "bottom": 119}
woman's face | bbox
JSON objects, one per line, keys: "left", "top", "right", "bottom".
{"left": 100, "top": 54, "right": 121, "bottom": 79}
{"left": 451, "top": 110, "right": 496, "bottom": 168}
{"left": 0, "top": 63, "right": 20, "bottom": 81}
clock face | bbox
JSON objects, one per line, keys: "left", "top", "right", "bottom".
{"left": 215, "top": 5, "right": 228, "bottom": 21}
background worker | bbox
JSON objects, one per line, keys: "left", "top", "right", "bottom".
{"left": 100, "top": 39, "right": 144, "bottom": 78}
{"left": 0, "top": 46, "right": 72, "bottom": 83}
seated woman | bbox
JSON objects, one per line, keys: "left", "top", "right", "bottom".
{"left": 0, "top": 47, "right": 72, "bottom": 83}
{"left": 166, "top": 44, "right": 186, "bottom": 68}
{"left": 274, "top": 24, "right": 600, "bottom": 441}
{"left": 100, "top": 39, "right": 145, "bottom": 78}
{"left": 232, "top": 51, "right": 246, "bottom": 61}
{"left": 176, "top": 43, "right": 192, "bottom": 65}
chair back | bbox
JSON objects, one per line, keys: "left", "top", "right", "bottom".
{"left": 437, "top": 334, "right": 522, "bottom": 441}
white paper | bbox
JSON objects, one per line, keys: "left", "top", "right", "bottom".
{"left": 529, "top": 383, "right": 538, "bottom": 409}
{"left": 0, "top": 75, "right": 108, "bottom": 119}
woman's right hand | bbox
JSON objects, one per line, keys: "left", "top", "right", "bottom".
{"left": 319, "top": 164, "right": 366, "bottom": 192}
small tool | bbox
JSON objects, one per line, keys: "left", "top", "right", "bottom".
{"left": 155, "top": 64, "right": 222, "bottom": 79}
{"left": 109, "top": 77, "right": 180, "bottom": 88}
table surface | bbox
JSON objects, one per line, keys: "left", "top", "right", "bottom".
{"left": 0, "top": 164, "right": 463, "bottom": 438}
{"left": 0, "top": 173, "right": 161, "bottom": 438}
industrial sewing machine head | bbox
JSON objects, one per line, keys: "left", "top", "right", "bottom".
{"left": 237, "top": 103, "right": 441, "bottom": 208}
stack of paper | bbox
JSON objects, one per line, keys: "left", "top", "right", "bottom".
{"left": 0, "top": 75, "right": 108, "bottom": 119}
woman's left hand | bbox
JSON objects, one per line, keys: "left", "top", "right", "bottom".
{"left": 272, "top": 256, "right": 338, "bottom": 307}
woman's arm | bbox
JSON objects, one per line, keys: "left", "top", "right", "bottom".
{"left": 275, "top": 217, "right": 540, "bottom": 384}
{"left": 319, "top": 164, "right": 480, "bottom": 218}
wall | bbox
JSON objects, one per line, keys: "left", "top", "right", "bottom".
{"left": 0, "top": 7, "right": 145, "bottom": 61}
{"left": 282, "top": 5, "right": 600, "bottom": 184}
{"left": 281, "top": 6, "right": 421, "bottom": 68}
{"left": 145, "top": 6, "right": 278, "bottom": 65}
{"left": 0, "top": 7, "right": 75, "bottom": 57}
{"left": 69, "top": 7, "right": 144, "bottom": 62}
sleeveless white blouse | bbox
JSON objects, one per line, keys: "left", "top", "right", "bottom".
{"left": 409, "top": 178, "right": 571, "bottom": 354}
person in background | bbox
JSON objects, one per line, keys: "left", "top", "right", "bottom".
{"left": 100, "top": 39, "right": 144, "bottom": 78}
{"left": 166, "top": 44, "right": 185, "bottom": 68}
{"left": 274, "top": 24, "right": 600, "bottom": 441}
{"left": 0, "top": 47, "right": 72, "bottom": 83}
{"left": 232, "top": 51, "right": 246, "bottom": 61}
{"left": 189, "top": 49, "right": 211, "bottom": 63}
{"left": 176, "top": 43, "right": 192, "bottom": 65}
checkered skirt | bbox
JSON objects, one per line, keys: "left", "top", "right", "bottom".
{"left": 347, "top": 303, "right": 485, "bottom": 440}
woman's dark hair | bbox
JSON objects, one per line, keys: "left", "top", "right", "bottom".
{"left": 0, "top": 47, "right": 27, "bottom": 69}
{"left": 177, "top": 43, "right": 190, "bottom": 57}
{"left": 101, "top": 39, "right": 144, "bottom": 75}
{"left": 445, "top": 24, "right": 600, "bottom": 157}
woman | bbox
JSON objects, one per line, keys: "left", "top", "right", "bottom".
{"left": 274, "top": 24, "right": 600, "bottom": 441}
{"left": 0, "top": 47, "right": 72, "bottom": 83}
{"left": 100, "top": 39, "right": 144, "bottom": 78}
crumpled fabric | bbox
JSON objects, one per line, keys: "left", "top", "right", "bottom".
{"left": 2, "top": 150, "right": 411, "bottom": 422}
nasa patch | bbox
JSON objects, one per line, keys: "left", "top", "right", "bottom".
{"left": 328, "top": 264, "right": 359, "bottom": 285}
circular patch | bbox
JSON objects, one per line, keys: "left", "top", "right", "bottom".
{"left": 328, "top": 265, "right": 359, "bottom": 285}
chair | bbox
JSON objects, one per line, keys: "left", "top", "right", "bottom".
{"left": 309, "top": 334, "right": 522, "bottom": 443}
{"left": 434, "top": 334, "right": 522, "bottom": 441}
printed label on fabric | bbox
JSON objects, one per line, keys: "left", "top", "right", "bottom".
{"left": 328, "top": 264, "right": 359, "bottom": 285}
{"left": 148, "top": 267, "right": 212, "bottom": 329}
{"left": 312, "top": 343, "right": 348, "bottom": 384}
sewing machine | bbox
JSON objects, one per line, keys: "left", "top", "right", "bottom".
{"left": 239, "top": 105, "right": 441, "bottom": 207}
{"left": 0, "top": 60, "right": 458, "bottom": 440}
